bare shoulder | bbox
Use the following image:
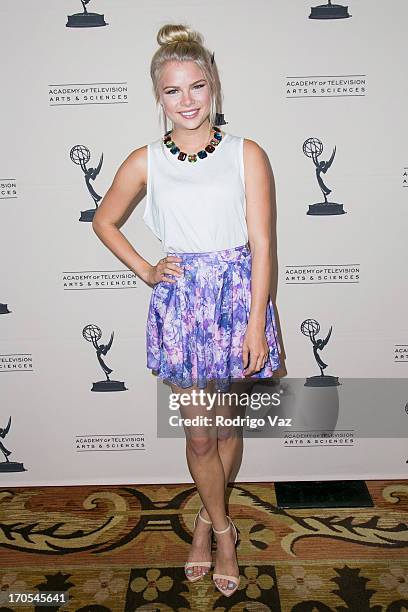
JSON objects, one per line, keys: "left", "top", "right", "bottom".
{"left": 243, "top": 137, "right": 267, "bottom": 160}
{"left": 117, "top": 144, "right": 147, "bottom": 187}
{"left": 242, "top": 138, "right": 270, "bottom": 175}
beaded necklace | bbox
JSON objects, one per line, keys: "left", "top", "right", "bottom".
{"left": 163, "top": 125, "right": 223, "bottom": 162}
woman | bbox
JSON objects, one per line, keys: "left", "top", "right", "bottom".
{"left": 92, "top": 23, "right": 281, "bottom": 597}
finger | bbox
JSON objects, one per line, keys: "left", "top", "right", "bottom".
{"left": 249, "top": 352, "right": 267, "bottom": 375}
{"left": 165, "top": 263, "right": 184, "bottom": 274}
{"left": 157, "top": 265, "right": 176, "bottom": 283}
{"left": 163, "top": 267, "right": 183, "bottom": 282}
{"left": 242, "top": 344, "right": 250, "bottom": 369}
{"left": 160, "top": 271, "right": 177, "bottom": 283}
{"left": 160, "top": 277, "right": 177, "bottom": 283}
{"left": 157, "top": 260, "right": 183, "bottom": 283}
{"left": 254, "top": 355, "right": 266, "bottom": 373}
{"left": 244, "top": 353, "right": 259, "bottom": 376}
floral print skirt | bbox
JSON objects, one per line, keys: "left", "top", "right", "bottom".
{"left": 146, "top": 242, "right": 281, "bottom": 391}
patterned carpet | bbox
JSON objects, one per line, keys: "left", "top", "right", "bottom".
{"left": 0, "top": 480, "right": 407, "bottom": 611}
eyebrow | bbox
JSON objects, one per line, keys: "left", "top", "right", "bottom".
{"left": 163, "top": 79, "right": 206, "bottom": 89}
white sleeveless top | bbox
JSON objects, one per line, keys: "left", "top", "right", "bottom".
{"left": 143, "top": 132, "right": 249, "bottom": 253}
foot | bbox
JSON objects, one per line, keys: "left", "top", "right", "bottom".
{"left": 213, "top": 518, "right": 239, "bottom": 593}
{"left": 185, "top": 508, "right": 213, "bottom": 580}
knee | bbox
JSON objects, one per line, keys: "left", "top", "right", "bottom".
{"left": 186, "top": 435, "right": 217, "bottom": 458}
{"left": 217, "top": 427, "right": 241, "bottom": 442}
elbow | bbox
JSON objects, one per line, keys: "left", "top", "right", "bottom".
{"left": 92, "top": 213, "right": 116, "bottom": 237}
{"left": 91, "top": 217, "right": 106, "bottom": 239}
{"left": 91, "top": 216, "right": 99, "bottom": 235}
{"left": 92, "top": 209, "right": 104, "bottom": 234}
{"left": 250, "top": 237, "right": 272, "bottom": 255}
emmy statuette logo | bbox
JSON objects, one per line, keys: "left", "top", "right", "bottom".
{"left": 301, "top": 318, "right": 340, "bottom": 387}
{"left": 0, "top": 417, "right": 26, "bottom": 473}
{"left": 70, "top": 145, "right": 103, "bottom": 222}
{"left": 66, "top": 0, "right": 108, "bottom": 28}
{"left": 309, "top": 0, "right": 351, "bottom": 19}
{"left": 0, "top": 302, "right": 11, "bottom": 315}
{"left": 303, "top": 137, "right": 346, "bottom": 216}
{"left": 82, "top": 324, "right": 127, "bottom": 392}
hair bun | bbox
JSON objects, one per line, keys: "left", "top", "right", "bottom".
{"left": 157, "top": 24, "right": 203, "bottom": 47}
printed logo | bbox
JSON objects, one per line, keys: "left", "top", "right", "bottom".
{"left": 0, "top": 417, "right": 27, "bottom": 473}
{"left": 394, "top": 345, "right": 408, "bottom": 363}
{"left": 82, "top": 324, "right": 127, "bottom": 391}
{"left": 303, "top": 137, "right": 346, "bottom": 215}
{"left": 286, "top": 74, "right": 366, "bottom": 98}
{"left": 285, "top": 264, "right": 360, "bottom": 284}
{"left": 309, "top": 0, "right": 351, "bottom": 19}
{"left": 0, "top": 303, "right": 11, "bottom": 315}
{"left": 49, "top": 82, "right": 128, "bottom": 106}
{"left": 66, "top": 0, "right": 108, "bottom": 28}
{"left": 0, "top": 353, "right": 33, "bottom": 372}
{"left": 62, "top": 270, "right": 137, "bottom": 290}
{"left": 75, "top": 433, "right": 145, "bottom": 452}
{"left": 0, "top": 179, "right": 17, "bottom": 200}
{"left": 70, "top": 145, "right": 103, "bottom": 222}
{"left": 301, "top": 318, "right": 340, "bottom": 386}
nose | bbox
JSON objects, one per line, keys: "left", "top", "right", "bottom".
{"left": 180, "top": 91, "right": 194, "bottom": 107}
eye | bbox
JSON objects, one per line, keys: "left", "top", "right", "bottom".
{"left": 164, "top": 83, "right": 206, "bottom": 95}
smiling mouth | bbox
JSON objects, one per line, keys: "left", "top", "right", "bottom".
{"left": 179, "top": 109, "right": 200, "bottom": 117}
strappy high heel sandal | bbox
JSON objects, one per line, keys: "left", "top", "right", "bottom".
{"left": 184, "top": 506, "right": 213, "bottom": 582}
{"left": 212, "top": 516, "right": 240, "bottom": 597}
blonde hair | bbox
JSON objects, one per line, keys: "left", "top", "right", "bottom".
{"left": 150, "top": 23, "right": 223, "bottom": 133}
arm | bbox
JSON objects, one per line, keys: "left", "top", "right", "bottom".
{"left": 91, "top": 146, "right": 154, "bottom": 286}
{"left": 242, "top": 138, "right": 276, "bottom": 375}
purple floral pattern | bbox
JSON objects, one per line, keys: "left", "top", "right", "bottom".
{"left": 146, "top": 243, "right": 281, "bottom": 391}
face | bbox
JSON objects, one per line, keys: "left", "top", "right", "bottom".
{"left": 159, "top": 60, "right": 211, "bottom": 130}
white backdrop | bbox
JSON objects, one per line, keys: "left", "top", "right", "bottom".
{"left": 1, "top": 0, "right": 407, "bottom": 486}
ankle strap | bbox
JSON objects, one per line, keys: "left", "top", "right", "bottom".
{"left": 198, "top": 507, "right": 212, "bottom": 524}
{"left": 213, "top": 516, "right": 231, "bottom": 534}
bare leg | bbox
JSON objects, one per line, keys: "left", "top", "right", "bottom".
{"left": 211, "top": 379, "right": 255, "bottom": 591}
{"left": 170, "top": 379, "right": 226, "bottom": 579}
{"left": 172, "top": 377, "right": 256, "bottom": 588}
{"left": 214, "top": 379, "right": 255, "bottom": 485}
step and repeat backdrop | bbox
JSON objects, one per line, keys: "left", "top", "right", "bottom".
{"left": 1, "top": 0, "right": 407, "bottom": 486}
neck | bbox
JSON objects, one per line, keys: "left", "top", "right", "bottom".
{"left": 171, "top": 120, "right": 213, "bottom": 153}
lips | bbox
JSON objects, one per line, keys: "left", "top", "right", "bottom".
{"left": 179, "top": 109, "right": 199, "bottom": 118}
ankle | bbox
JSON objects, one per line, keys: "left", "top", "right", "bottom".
{"left": 213, "top": 517, "right": 231, "bottom": 534}
{"left": 200, "top": 509, "right": 211, "bottom": 523}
